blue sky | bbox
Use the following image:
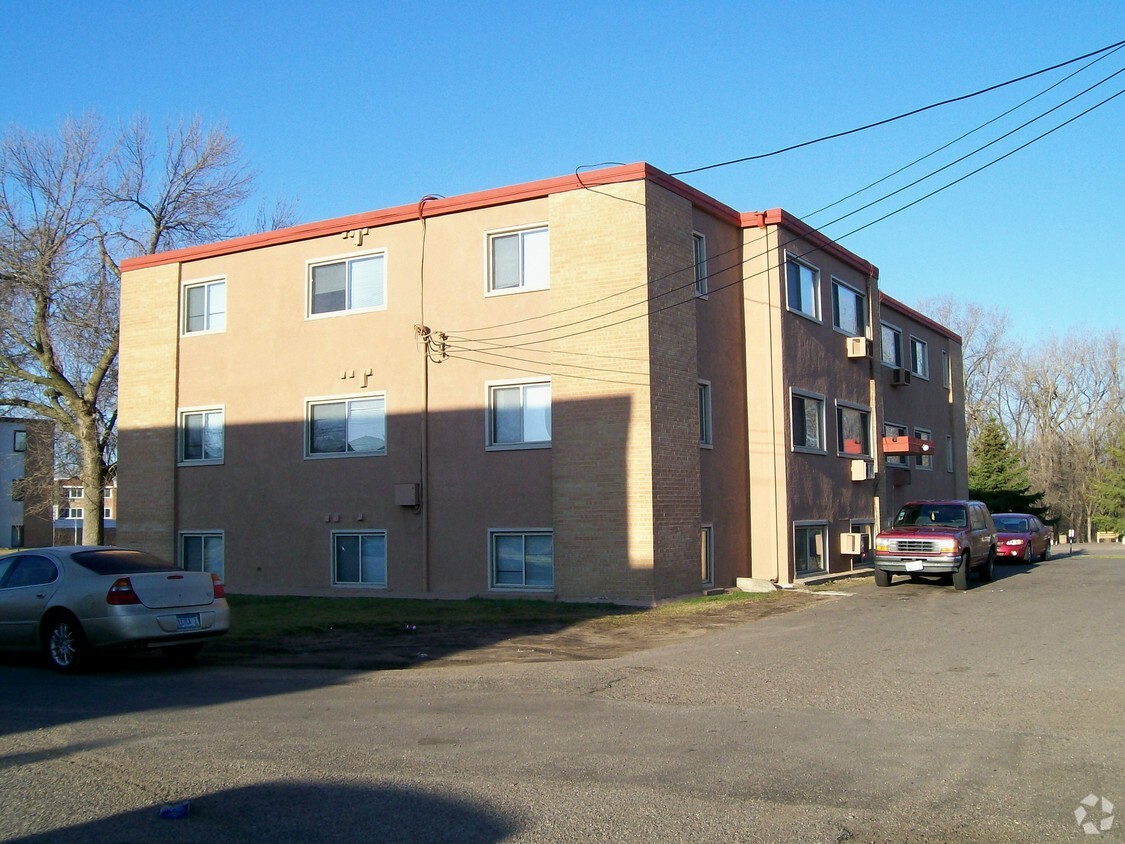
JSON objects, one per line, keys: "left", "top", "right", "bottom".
{"left": 4, "top": 1, "right": 1123, "bottom": 338}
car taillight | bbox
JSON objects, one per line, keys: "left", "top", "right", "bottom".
{"left": 210, "top": 573, "right": 226, "bottom": 598}
{"left": 106, "top": 577, "right": 141, "bottom": 605}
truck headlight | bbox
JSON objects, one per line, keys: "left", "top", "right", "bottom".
{"left": 936, "top": 538, "right": 957, "bottom": 553}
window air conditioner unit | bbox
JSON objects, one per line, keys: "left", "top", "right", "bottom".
{"left": 846, "top": 336, "right": 872, "bottom": 359}
{"left": 840, "top": 532, "right": 865, "bottom": 556}
{"left": 891, "top": 368, "right": 911, "bottom": 386}
{"left": 850, "top": 459, "right": 875, "bottom": 481}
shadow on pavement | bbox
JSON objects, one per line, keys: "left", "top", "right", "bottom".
{"left": 7, "top": 780, "right": 522, "bottom": 843}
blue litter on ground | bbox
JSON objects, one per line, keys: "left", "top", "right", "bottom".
{"left": 158, "top": 800, "right": 192, "bottom": 819}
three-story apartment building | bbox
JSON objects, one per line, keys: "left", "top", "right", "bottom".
{"left": 117, "top": 163, "right": 966, "bottom": 602}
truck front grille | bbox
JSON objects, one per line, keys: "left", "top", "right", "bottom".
{"left": 889, "top": 540, "right": 940, "bottom": 554}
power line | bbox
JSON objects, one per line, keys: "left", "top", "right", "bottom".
{"left": 803, "top": 43, "right": 1125, "bottom": 220}
{"left": 671, "top": 38, "right": 1125, "bottom": 176}
{"left": 449, "top": 48, "right": 1123, "bottom": 342}
{"left": 446, "top": 87, "right": 1123, "bottom": 361}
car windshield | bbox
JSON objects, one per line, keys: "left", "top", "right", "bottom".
{"left": 71, "top": 549, "right": 181, "bottom": 575}
{"left": 993, "top": 516, "right": 1029, "bottom": 532}
{"left": 895, "top": 504, "right": 967, "bottom": 528}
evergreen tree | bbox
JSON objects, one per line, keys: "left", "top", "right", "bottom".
{"left": 1093, "top": 430, "right": 1125, "bottom": 534}
{"left": 968, "top": 418, "right": 1050, "bottom": 517}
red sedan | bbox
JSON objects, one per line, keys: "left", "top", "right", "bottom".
{"left": 993, "top": 513, "right": 1052, "bottom": 563}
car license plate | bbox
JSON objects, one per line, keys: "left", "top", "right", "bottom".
{"left": 904, "top": 561, "right": 924, "bottom": 572}
{"left": 176, "top": 614, "right": 201, "bottom": 631}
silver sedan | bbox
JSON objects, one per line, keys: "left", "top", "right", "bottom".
{"left": 0, "top": 546, "right": 230, "bottom": 672}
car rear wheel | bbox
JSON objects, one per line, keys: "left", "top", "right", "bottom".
{"left": 952, "top": 552, "right": 970, "bottom": 591}
{"left": 161, "top": 643, "right": 205, "bottom": 664}
{"left": 44, "top": 614, "right": 89, "bottom": 674}
{"left": 874, "top": 568, "right": 892, "bottom": 587}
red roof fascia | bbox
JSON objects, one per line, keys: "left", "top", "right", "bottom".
{"left": 880, "top": 292, "right": 962, "bottom": 343}
{"left": 121, "top": 162, "right": 655, "bottom": 271}
{"left": 120, "top": 162, "right": 862, "bottom": 276}
{"left": 741, "top": 208, "right": 879, "bottom": 280}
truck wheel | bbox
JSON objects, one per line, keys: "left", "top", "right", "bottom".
{"left": 979, "top": 548, "right": 995, "bottom": 582}
{"left": 952, "top": 552, "right": 970, "bottom": 591}
{"left": 874, "top": 568, "right": 892, "bottom": 587}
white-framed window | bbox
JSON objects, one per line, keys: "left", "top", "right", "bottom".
{"left": 306, "top": 394, "right": 387, "bottom": 458}
{"left": 103, "top": 487, "right": 113, "bottom": 500}
{"left": 698, "top": 381, "right": 713, "bottom": 447}
{"left": 791, "top": 389, "right": 826, "bottom": 453}
{"left": 693, "top": 232, "right": 708, "bottom": 297}
{"left": 831, "top": 278, "right": 866, "bottom": 336}
{"left": 915, "top": 427, "right": 933, "bottom": 470}
{"left": 308, "top": 251, "right": 386, "bottom": 317}
{"left": 489, "top": 529, "right": 553, "bottom": 590}
{"left": 332, "top": 531, "right": 387, "bottom": 587}
{"left": 794, "top": 521, "right": 827, "bottom": 576}
{"left": 59, "top": 506, "right": 83, "bottom": 520}
{"left": 785, "top": 254, "right": 821, "bottom": 320}
{"left": 909, "top": 336, "right": 929, "bottom": 379}
{"left": 701, "top": 524, "right": 714, "bottom": 586}
{"left": 836, "top": 401, "right": 872, "bottom": 457}
{"left": 179, "top": 408, "right": 224, "bottom": 465}
{"left": 182, "top": 277, "right": 226, "bottom": 334}
{"left": 13, "top": 430, "right": 27, "bottom": 453}
{"left": 946, "top": 434, "right": 954, "bottom": 473}
{"left": 884, "top": 422, "right": 909, "bottom": 467}
{"left": 487, "top": 225, "right": 549, "bottom": 294}
{"left": 487, "top": 379, "right": 551, "bottom": 450}
{"left": 180, "top": 531, "right": 224, "bottom": 579}
{"left": 64, "top": 486, "right": 83, "bottom": 500}
{"left": 880, "top": 322, "right": 903, "bottom": 368}
{"left": 942, "top": 349, "right": 951, "bottom": 388}
{"left": 103, "top": 507, "right": 112, "bottom": 519}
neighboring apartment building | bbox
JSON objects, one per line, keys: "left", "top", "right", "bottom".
{"left": 0, "top": 417, "right": 54, "bottom": 549}
{"left": 117, "top": 163, "right": 966, "bottom": 602}
{"left": 53, "top": 479, "right": 117, "bottom": 545}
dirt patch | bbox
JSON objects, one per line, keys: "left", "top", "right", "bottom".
{"left": 206, "top": 590, "right": 826, "bottom": 671}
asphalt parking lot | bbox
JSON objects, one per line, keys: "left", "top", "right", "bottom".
{"left": 1, "top": 544, "right": 1122, "bottom": 843}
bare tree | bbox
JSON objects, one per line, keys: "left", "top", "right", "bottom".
{"left": 0, "top": 114, "right": 262, "bottom": 544}
{"left": 915, "top": 295, "right": 1013, "bottom": 444}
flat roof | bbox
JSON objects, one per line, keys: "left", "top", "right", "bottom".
{"left": 120, "top": 162, "right": 878, "bottom": 279}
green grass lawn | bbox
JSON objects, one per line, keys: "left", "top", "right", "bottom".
{"left": 225, "top": 591, "right": 780, "bottom": 640}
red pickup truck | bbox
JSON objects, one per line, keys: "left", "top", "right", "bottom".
{"left": 874, "top": 500, "right": 998, "bottom": 590}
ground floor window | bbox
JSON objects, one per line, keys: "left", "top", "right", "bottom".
{"left": 333, "top": 531, "right": 387, "bottom": 587}
{"left": 794, "top": 522, "right": 827, "bottom": 576}
{"left": 701, "top": 525, "right": 714, "bottom": 586}
{"left": 850, "top": 520, "right": 875, "bottom": 566}
{"left": 181, "top": 532, "right": 224, "bottom": 579}
{"left": 490, "top": 530, "right": 553, "bottom": 590}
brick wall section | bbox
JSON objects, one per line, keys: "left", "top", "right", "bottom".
{"left": 644, "top": 183, "right": 702, "bottom": 598}
{"left": 549, "top": 181, "right": 658, "bottom": 601}
{"left": 117, "top": 263, "right": 181, "bottom": 561}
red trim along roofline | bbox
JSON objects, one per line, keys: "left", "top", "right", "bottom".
{"left": 879, "top": 292, "right": 962, "bottom": 343}
{"left": 741, "top": 209, "right": 879, "bottom": 281}
{"left": 120, "top": 162, "right": 869, "bottom": 278}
